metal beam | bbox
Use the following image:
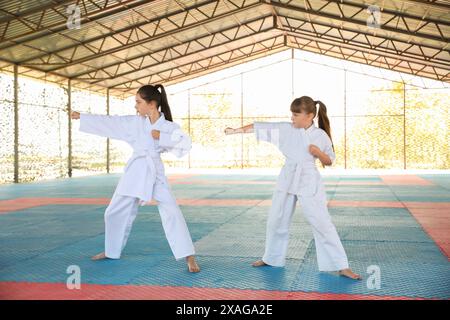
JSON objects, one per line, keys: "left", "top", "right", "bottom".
{"left": 111, "top": 35, "right": 286, "bottom": 89}
{"left": 118, "top": 45, "right": 289, "bottom": 94}
{"left": 19, "top": 0, "right": 258, "bottom": 69}
{"left": 278, "top": 15, "right": 450, "bottom": 69}
{"left": 0, "top": 56, "right": 122, "bottom": 101}
{"left": 287, "top": 33, "right": 449, "bottom": 82}
{"left": 277, "top": 11, "right": 448, "bottom": 51}
{"left": 37, "top": 1, "right": 260, "bottom": 73}
{"left": 75, "top": 10, "right": 450, "bottom": 86}
{"left": 0, "top": 0, "right": 74, "bottom": 24}
{"left": 266, "top": 0, "right": 450, "bottom": 43}
{"left": 73, "top": 15, "right": 273, "bottom": 83}
{"left": 12, "top": 0, "right": 215, "bottom": 59}
{"left": 0, "top": 0, "right": 155, "bottom": 46}
{"left": 312, "top": 0, "right": 450, "bottom": 27}
{"left": 285, "top": 30, "right": 448, "bottom": 78}
{"left": 397, "top": 0, "right": 450, "bottom": 10}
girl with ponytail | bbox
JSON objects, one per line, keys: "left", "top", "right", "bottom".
{"left": 137, "top": 84, "right": 173, "bottom": 122}
{"left": 224, "top": 96, "right": 361, "bottom": 280}
{"left": 70, "top": 84, "right": 200, "bottom": 273}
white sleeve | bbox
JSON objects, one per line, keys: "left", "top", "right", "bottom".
{"left": 159, "top": 123, "right": 192, "bottom": 158}
{"left": 322, "top": 133, "right": 336, "bottom": 164}
{"left": 254, "top": 122, "right": 289, "bottom": 145}
{"left": 79, "top": 114, "right": 135, "bottom": 142}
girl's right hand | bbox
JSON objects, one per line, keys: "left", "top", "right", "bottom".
{"left": 309, "top": 144, "right": 321, "bottom": 157}
{"left": 224, "top": 127, "right": 235, "bottom": 135}
{"left": 71, "top": 111, "right": 80, "bottom": 120}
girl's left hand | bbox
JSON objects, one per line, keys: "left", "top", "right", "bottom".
{"left": 309, "top": 144, "right": 321, "bottom": 157}
{"left": 151, "top": 130, "right": 160, "bottom": 140}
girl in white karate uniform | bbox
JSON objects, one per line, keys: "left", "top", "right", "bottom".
{"left": 71, "top": 84, "right": 200, "bottom": 272}
{"left": 225, "top": 96, "right": 361, "bottom": 280}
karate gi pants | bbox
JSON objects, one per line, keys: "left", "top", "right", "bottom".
{"left": 262, "top": 182, "right": 349, "bottom": 271}
{"left": 103, "top": 183, "right": 195, "bottom": 260}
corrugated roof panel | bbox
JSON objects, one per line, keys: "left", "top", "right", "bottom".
{"left": 0, "top": 0, "right": 53, "bottom": 17}
{"left": 55, "top": 54, "right": 125, "bottom": 77}
{"left": 54, "top": 13, "right": 274, "bottom": 80}
{"left": 101, "top": 29, "right": 281, "bottom": 87}
{"left": 0, "top": 0, "right": 448, "bottom": 91}
{"left": 2, "top": 18, "right": 36, "bottom": 40}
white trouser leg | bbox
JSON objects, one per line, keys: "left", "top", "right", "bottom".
{"left": 300, "top": 183, "right": 349, "bottom": 271}
{"left": 262, "top": 191, "right": 297, "bottom": 267}
{"left": 153, "top": 183, "right": 195, "bottom": 260}
{"left": 104, "top": 193, "right": 139, "bottom": 259}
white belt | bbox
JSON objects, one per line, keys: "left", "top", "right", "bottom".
{"left": 124, "top": 151, "right": 160, "bottom": 202}
{"left": 125, "top": 150, "right": 160, "bottom": 170}
{"left": 284, "top": 159, "right": 317, "bottom": 193}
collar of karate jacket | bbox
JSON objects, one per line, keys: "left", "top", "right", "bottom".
{"left": 305, "top": 123, "right": 316, "bottom": 133}
{"left": 149, "top": 112, "right": 165, "bottom": 127}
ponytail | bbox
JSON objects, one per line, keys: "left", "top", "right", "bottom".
{"left": 154, "top": 84, "right": 173, "bottom": 122}
{"left": 137, "top": 84, "right": 173, "bottom": 122}
{"left": 316, "top": 100, "right": 334, "bottom": 151}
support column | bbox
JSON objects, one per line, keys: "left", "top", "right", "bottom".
{"left": 188, "top": 89, "right": 191, "bottom": 169}
{"left": 291, "top": 48, "right": 294, "bottom": 100}
{"left": 403, "top": 82, "right": 406, "bottom": 170}
{"left": 240, "top": 72, "right": 244, "bottom": 169}
{"left": 67, "top": 79, "right": 72, "bottom": 177}
{"left": 13, "top": 65, "right": 19, "bottom": 183}
{"left": 106, "top": 88, "right": 110, "bottom": 174}
{"left": 344, "top": 70, "right": 347, "bottom": 170}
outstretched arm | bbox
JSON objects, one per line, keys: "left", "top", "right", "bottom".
{"left": 71, "top": 111, "right": 133, "bottom": 142}
{"left": 224, "top": 124, "right": 254, "bottom": 135}
{"left": 226, "top": 122, "right": 288, "bottom": 147}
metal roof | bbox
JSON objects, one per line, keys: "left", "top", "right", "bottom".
{"left": 0, "top": 0, "right": 449, "bottom": 97}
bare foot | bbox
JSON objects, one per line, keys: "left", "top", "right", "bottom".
{"left": 91, "top": 252, "right": 107, "bottom": 261}
{"left": 339, "top": 268, "right": 362, "bottom": 280}
{"left": 186, "top": 255, "right": 200, "bottom": 273}
{"left": 252, "top": 259, "right": 268, "bottom": 267}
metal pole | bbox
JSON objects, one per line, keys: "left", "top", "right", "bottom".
{"left": 13, "top": 65, "right": 19, "bottom": 183}
{"left": 67, "top": 79, "right": 72, "bottom": 177}
{"left": 403, "top": 82, "right": 406, "bottom": 170}
{"left": 344, "top": 70, "right": 347, "bottom": 170}
{"left": 240, "top": 72, "right": 244, "bottom": 170}
{"left": 188, "top": 89, "right": 191, "bottom": 169}
{"left": 106, "top": 88, "right": 110, "bottom": 174}
{"left": 291, "top": 48, "right": 294, "bottom": 100}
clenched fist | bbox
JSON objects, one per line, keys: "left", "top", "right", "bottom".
{"left": 224, "top": 127, "right": 235, "bottom": 135}
{"left": 71, "top": 111, "right": 80, "bottom": 120}
{"left": 309, "top": 144, "right": 321, "bottom": 157}
{"left": 151, "top": 130, "right": 160, "bottom": 140}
